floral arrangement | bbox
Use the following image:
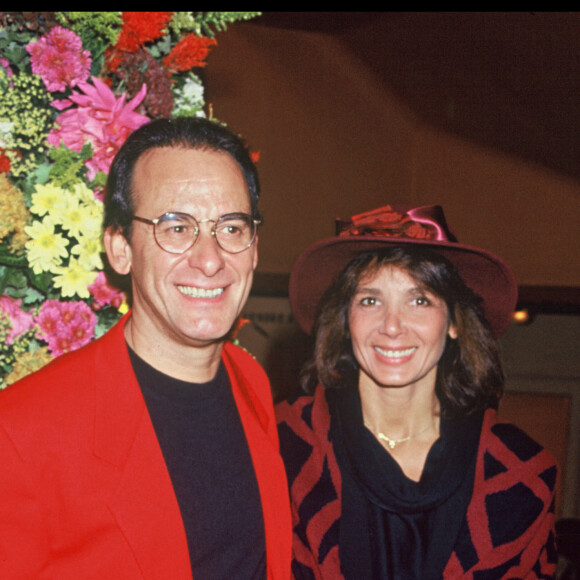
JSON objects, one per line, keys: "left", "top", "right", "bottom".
{"left": 0, "top": 11, "right": 260, "bottom": 387}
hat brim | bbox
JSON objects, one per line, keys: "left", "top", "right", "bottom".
{"left": 289, "top": 236, "right": 518, "bottom": 338}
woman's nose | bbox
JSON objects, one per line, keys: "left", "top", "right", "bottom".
{"left": 379, "top": 308, "right": 405, "bottom": 336}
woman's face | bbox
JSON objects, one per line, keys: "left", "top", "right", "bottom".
{"left": 348, "top": 264, "right": 457, "bottom": 394}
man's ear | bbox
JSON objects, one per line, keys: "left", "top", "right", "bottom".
{"left": 103, "top": 226, "right": 132, "bottom": 276}
{"left": 251, "top": 236, "right": 259, "bottom": 270}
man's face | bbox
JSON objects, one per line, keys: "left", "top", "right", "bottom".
{"left": 106, "top": 146, "right": 258, "bottom": 351}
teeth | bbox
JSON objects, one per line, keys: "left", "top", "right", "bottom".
{"left": 178, "top": 286, "right": 224, "bottom": 298}
{"left": 375, "top": 346, "right": 416, "bottom": 358}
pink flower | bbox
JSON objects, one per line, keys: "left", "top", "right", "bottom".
{"left": 0, "top": 57, "right": 13, "bottom": 78}
{"left": 89, "top": 271, "right": 125, "bottom": 310}
{"left": 35, "top": 300, "right": 97, "bottom": 357}
{"left": 34, "top": 300, "right": 60, "bottom": 333}
{"left": 48, "top": 76, "right": 149, "bottom": 180}
{"left": 0, "top": 295, "right": 35, "bottom": 344}
{"left": 26, "top": 26, "right": 91, "bottom": 93}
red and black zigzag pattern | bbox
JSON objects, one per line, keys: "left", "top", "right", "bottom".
{"left": 277, "top": 394, "right": 344, "bottom": 579}
{"left": 444, "top": 414, "right": 558, "bottom": 579}
{"left": 276, "top": 389, "right": 558, "bottom": 580}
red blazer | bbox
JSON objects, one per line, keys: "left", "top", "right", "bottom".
{"left": 0, "top": 315, "right": 291, "bottom": 579}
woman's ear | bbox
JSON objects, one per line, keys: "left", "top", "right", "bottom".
{"left": 448, "top": 322, "right": 458, "bottom": 340}
{"left": 103, "top": 226, "right": 132, "bottom": 276}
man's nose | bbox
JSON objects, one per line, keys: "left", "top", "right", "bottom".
{"left": 186, "top": 223, "right": 225, "bottom": 276}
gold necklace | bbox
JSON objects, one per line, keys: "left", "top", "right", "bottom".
{"left": 364, "top": 421, "right": 435, "bottom": 449}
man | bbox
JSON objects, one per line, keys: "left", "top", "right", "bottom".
{"left": 0, "top": 117, "right": 291, "bottom": 579}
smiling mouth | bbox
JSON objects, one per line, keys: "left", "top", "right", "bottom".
{"left": 374, "top": 346, "right": 417, "bottom": 358}
{"left": 177, "top": 285, "right": 224, "bottom": 298}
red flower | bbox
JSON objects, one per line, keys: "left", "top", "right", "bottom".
{"left": 116, "top": 12, "right": 173, "bottom": 52}
{"left": 340, "top": 205, "right": 434, "bottom": 239}
{"left": 405, "top": 222, "right": 432, "bottom": 239}
{"left": 163, "top": 33, "right": 217, "bottom": 72}
{"left": 108, "top": 12, "right": 172, "bottom": 70}
{"left": 250, "top": 150, "right": 261, "bottom": 163}
{"left": 351, "top": 206, "right": 410, "bottom": 229}
{"left": 0, "top": 149, "right": 11, "bottom": 173}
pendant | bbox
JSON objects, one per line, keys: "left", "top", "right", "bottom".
{"left": 377, "top": 432, "right": 411, "bottom": 449}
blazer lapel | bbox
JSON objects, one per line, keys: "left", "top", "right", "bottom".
{"left": 222, "top": 343, "right": 293, "bottom": 580}
{"left": 92, "top": 317, "right": 192, "bottom": 579}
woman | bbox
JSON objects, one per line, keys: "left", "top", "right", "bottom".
{"left": 276, "top": 204, "right": 557, "bottom": 579}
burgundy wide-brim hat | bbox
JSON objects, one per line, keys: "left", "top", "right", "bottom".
{"left": 289, "top": 204, "right": 518, "bottom": 339}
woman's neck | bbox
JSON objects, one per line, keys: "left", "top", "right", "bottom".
{"left": 359, "top": 376, "right": 440, "bottom": 440}
{"left": 358, "top": 375, "right": 441, "bottom": 481}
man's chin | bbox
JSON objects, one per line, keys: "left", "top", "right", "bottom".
{"left": 181, "top": 323, "right": 238, "bottom": 348}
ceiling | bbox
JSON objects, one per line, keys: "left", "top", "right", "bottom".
{"left": 255, "top": 12, "right": 579, "bottom": 181}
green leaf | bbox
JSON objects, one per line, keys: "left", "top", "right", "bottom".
{"left": 0, "top": 248, "right": 28, "bottom": 268}
{"left": 27, "top": 270, "right": 54, "bottom": 295}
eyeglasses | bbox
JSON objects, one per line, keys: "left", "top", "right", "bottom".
{"left": 132, "top": 212, "right": 261, "bottom": 255}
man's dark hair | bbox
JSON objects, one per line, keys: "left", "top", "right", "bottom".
{"left": 104, "top": 117, "right": 261, "bottom": 237}
{"left": 300, "top": 246, "right": 505, "bottom": 416}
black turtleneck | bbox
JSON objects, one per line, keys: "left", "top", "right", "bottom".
{"left": 128, "top": 347, "right": 266, "bottom": 580}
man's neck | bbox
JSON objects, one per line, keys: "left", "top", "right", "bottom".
{"left": 123, "top": 316, "right": 224, "bottom": 383}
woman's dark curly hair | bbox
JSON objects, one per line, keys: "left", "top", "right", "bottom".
{"left": 300, "top": 246, "right": 504, "bottom": 416}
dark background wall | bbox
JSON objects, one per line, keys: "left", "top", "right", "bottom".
{"left": 204, "top": 13, "right": 580, "bottom": 518}
{"left": 205, "top": 13, "right": 580, "bottom": 290}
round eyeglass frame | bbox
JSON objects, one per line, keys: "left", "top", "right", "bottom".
{"left": 131, "top": 212, "right": 261, "bottom": 255}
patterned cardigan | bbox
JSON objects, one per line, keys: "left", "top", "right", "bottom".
{"left": 276, "top": 386, "right": 558, "bottom": 579}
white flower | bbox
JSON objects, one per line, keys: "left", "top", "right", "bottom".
{"left": 172, "top": 73, "right": 206, "bottom": 118}
{"left": 0, "top": 119, "right": 14, "bottom": 148}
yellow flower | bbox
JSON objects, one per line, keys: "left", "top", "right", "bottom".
{"left": 79, "top": 209, "right": 103, "bottom": 238}
{"left": 71, "top": 182, "right": 95, "bottom": 205}
{"left": 70, "top": 232, "right": 104, "bottom": 271}
{"left": 4, "top": 347, "right": 53, "bottom": 387}
{"left": 55, "top": 183, "right": 104, "bottom": 239}
{"left": 29, "top": 183, "right": 66, "bottom": 218}
{"left": 0, "top": 173, "right": 31, "bottom": 252}
{"left": 58, "top": 198, "right": 87, "bottom": 238}
{"left": 24, "top": 218, "right": 69, "bottom": 274}
{"left": 52, "top": 257, "right": 98, "bottom": 298}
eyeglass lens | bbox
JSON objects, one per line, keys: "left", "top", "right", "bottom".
{"left": 154, "top": 213, "right": 256, "bottom": 254}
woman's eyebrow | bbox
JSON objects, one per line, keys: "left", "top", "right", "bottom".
{"left": 354, "top": 285, "right": 381, "bottom": 295}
